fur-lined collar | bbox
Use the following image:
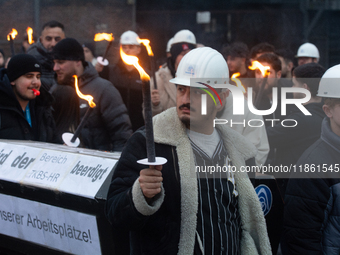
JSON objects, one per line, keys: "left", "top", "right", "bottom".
{"left": 153, "top": 107, "right": 257, "bottom": 160}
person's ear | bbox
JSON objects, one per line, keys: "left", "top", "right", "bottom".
{"left": 277, "top": 70, "right": 282, "bottom": 79}
{"left": 10, "top": 81, "right": 15, "bottom": 86}
{"left": 323, "top": 104, "right": 333, "bottom": 118}
{"left": 303, "top": 83, "right": 309, "bottom": 91}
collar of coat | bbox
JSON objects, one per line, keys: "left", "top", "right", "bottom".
{"left": 151, "top": 107, "right": 271, "bottom": 255}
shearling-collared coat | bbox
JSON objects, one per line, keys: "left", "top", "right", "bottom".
{"left": 105, "top": 107, "right": 271, "bottom": 255}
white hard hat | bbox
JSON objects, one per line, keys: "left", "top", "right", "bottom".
{"left": 317, "top": 64, "right": 340, "bottom": 98}
{"left": 172, "top": 29, "right": 196, "bottom": 45}
{"left": 170, "top": 47, "right": 229, "bottom": 86}
{"left": 166, "top": 37, "right": 174, "bottom": 53}
{"left": 296, "top": 42, "right": 320, "bottom": 59}
{"left": 120, "top": 30, "right": 140, "bottom": 45}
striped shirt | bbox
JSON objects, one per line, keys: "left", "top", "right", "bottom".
{"left": 190, "top": 136, "right": 241, "bottom": 255}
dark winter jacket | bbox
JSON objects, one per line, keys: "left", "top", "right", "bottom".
{"left": 0, "top": 68, "right": 56, "bottom": 142}
{"left": 281, "top": 118, "right": 340, "bottom": 255}
{"left": 267, "top": 102, "right": 326, "bottom": 167}
{"left": 78, "top": 63, "right": 132, "bottom": 151}
{"left": 27, "top": 40, "right": 58, "bottom": 92}
{"left": 110, "top": 58, "right": 145, "bottom": 132}
{"left": 105, "top": 108, "right": 271, "bottom": 255}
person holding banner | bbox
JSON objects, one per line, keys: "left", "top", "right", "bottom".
{"left": 106, "top": 47, "right": 271, "bottom": 255}
{"left": 0, "top": 54, "right": 56, "bottom": 142}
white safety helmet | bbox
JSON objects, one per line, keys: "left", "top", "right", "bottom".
{"left": 172, "top": 29, "right": 196, "bottom": 45}
{"left": 120, "top": 30, "right": 140, "bottom": 45}
{"left": 296, "top": 42, "right": 320, "bottom": 59}
{"left": 166, "top": 37, "right": 174, "bottom": 53}
{"left": 170, "top": 47, "right": 229, "bottom": 87}
{"left": 317, "top": 64, "right": 340, "bottom": 98}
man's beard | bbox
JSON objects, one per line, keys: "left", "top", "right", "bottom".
{"left": 57, "top": 72, "right": 75, "bottom": 86}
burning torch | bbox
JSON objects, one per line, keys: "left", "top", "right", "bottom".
{"left": 120, "top": 47, "right": 167, "bottom": 166}
{"left": 231, "top": 72, "right": 246, "bottom": 94}
{"left": 62, "top": 75, "right": 96, "bottom": 147}
{"left": 249, "top": 61, "right": 270, "bottom": 108}
{"left": 26, "top": 27, "right": 34, "bottom": 45}
{"left": 7, "top": 28, "right": 18, "bottom": 57}
{"left": 95, "top": 33, "right": 114, "bottom": 66}
{"left": 137, "top": 38, "right": 158, "bottom": 89}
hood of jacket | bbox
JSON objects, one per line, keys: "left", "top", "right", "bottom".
{"left": 321, "top": 117, "right": 340, "bottom": 154}
{"left": 78, "top": 62, "right": 98, "bottom": 88}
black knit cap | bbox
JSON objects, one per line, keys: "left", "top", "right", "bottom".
{"left": 53, "top": 38, "right": 84, "bottom": 61}
{"left": 7, "top": 54, "right": 41, "bottom": 82}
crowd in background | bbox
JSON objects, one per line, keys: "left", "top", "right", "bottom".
{"left": 1, "top": 20, "right": 340, "bottom": 255}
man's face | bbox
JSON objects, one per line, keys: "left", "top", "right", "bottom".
{"left": 176, "top": 85, "right": 218, "bottom": 130}
{"left": 11, "top": 72, "right": 41, "bottom": 103}
{"left": 121, "top": 45, "right": 141, "bottom": 56}
{"left": 175, "top": 49, "right": 191, "bottom": 71}
{"left": 53, "top": 59, "right": 77, "bottom": 85}
{"left": 83, "top": 47, "right": 94, "bottom": 62}
{"left": 40, "top": 27, "right": 65, "bottom": 52}
{"left": 255, "top": 61, "right": 281, "bottom": 95}
{"left": 324, "top": 103, "right": 340, "bottom": 137}
{"left": 298, "top": 57, "right": 316, "bottom": 66}
{"left": 227, "top": 56, "right": 245, "bottom": 74}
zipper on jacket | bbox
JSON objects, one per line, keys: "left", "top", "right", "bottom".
{"left": 171, "top": 147, "right": 180, "bottom": 184}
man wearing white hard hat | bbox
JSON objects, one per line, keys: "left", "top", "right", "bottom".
{"left": 110, "top": 30, "right": 145, "bottom": 132}
{"left": 282, "top": 64, "right": 340, "bottom": 254}
{"left": 296, "top": 42, "right": 320, "bottom": 66}
{"left": 150, "top": 29, "right": 196, "bottom": 117}
{"left": 106, "top": 47, "right": 271, "bottom": 255}
{"left": 166, "top": 37, "right": 173, "bottom": 58}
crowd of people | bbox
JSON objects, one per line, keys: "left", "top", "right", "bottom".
{"left": 0, "top": 20, "right": 339, "bottom": 255}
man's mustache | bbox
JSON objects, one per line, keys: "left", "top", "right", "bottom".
{"left": 179, "top": 103, "right": 195, "bottom": 112}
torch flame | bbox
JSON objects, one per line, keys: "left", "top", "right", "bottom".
{"left": 137, "top": 38, "right": 154, "bottom": 56}
{"left": 7, "top": 28, "right": 18, "bottom": 41}
{"left": 94, "top": 33, "right": 114, "bottom": 42}
{"left": 120, "top": 47, "right": 150, "bottom": 82}
{"left": 249, "top": 61, "right": 270, "bottom": 77}
{"left": 73, "top": 75, "right": 96, "bottom": 108}
{"left": 27, "top": 27, "right": 34, "bottom": 44}
{"left": 231, "top": 72, "right": 246, "bottom": 93}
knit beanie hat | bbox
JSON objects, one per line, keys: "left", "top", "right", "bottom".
{"left": 7, "top": 54, "right": 41, "bottom": 82}
{"left": 82, "top": 42, "right": 96, "bottom": 56}
{"left": 53, "top": 38, "right": 84, "bottom": 61}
